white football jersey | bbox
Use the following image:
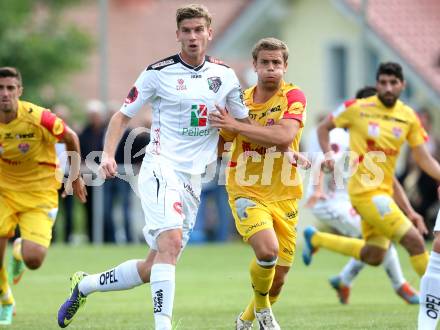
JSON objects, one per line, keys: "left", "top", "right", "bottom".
{"left": 120, "top": 54, "right": 248, "bottom": 174}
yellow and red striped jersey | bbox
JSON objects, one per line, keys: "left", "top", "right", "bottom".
{"left": 223, "top": 81, "right": 306, "bottom": 201}
{"left": 332, "top": 95, "right": 427, "bottom": 197}
{"left": 0, "top": 100, "right": 66, "bottom": 191}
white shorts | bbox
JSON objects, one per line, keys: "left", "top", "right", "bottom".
{"left": 434, "top": 210, "right": 440, "bottom": 232}
{"left": 138, "top": 156, "right": 201, "bottom": 250}
{"left": 311, "top": 196, "right": 361, "bottom": 237}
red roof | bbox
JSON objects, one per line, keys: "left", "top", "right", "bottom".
{"left": 345, "top": 0, "right": 440, "bottom": 94}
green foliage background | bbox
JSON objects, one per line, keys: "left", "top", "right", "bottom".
{"left": 0, "top": 0, "right": 93, "bottom": 105}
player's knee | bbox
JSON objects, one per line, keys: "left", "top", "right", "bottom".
{"left": 23, "top": 255, "right": 44, "bottom": 270}
{"left": 361, "top": 247, "right": 385, "bottom": 266}
{"left": 256, "top": 245, "right": 278, "bottom": 263}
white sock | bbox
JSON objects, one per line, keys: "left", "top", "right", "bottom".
{"left": 78, "top": 259, "right": 143, "bottom": 296}
{"left": 418, "top": 251, "right": 440, "bottom": 330}
{"left": 150, "top": 263, "right": 175, "bottom": 330}
{"left": 339, "top": 258, "right": 365, "bottom": 286}
{"left": 382, "top": 244, "right": 405, "bottom": 290}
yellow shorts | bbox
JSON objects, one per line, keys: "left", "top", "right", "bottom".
{"left": 351, "top": 193, "right": 412, "bottom": 249}
{"left": 229, "top": 197, "right": 298, "bottom": 267}
{"left": 0, "top": 190, "right": 59, "bottom": 248}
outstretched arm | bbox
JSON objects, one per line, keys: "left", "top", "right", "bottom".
{"left": 100, "top": 111, "right": 131, "bottom": 178}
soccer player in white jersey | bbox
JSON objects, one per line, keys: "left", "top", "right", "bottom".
{"left": 57, "top": 4, "right": 249, "bottom": 329}
{"left": 306, "top": 87, "right": 421, "bottom": 305}
{"left": 418, "top": 202, "right": 440, "bottom": 329}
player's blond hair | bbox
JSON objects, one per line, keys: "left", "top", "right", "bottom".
{"left": 252, "top": 38, "right": 289, "bottom": 63}
{"left": 176, "top": 4, "right": 212, "bottom": 28}
{"left": 0, "top": 67, "right": 22, "bottom": 86}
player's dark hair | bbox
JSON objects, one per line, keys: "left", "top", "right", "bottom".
{"left": 376, "top": 62, "right": 404, "bottom": 82}
{"left": 252, "top": 38, "right": 289, "bottom": 63}
{"left": 355, "top": 86, "right": 376, "bottom": 98}
{"left": 176, "top": 4, "right": 212, "bottom": 28}
{"left": 0, "top": 67, "right": 22, "bottom": 86}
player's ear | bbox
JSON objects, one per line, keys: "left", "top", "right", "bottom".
{"left": 18, "top": 86, "right": 23, "bottom": 98}
{"left": 253, "top": 60, "right": 257, "bottom": 72}
{"left": 207, "top": 27, "right": 213, "bottom": 41}
{"left": 176, "top": 29, "right": 180, "bottom": 42}
{"left": 284, "top": 61, "right": 288, "bottom": 73}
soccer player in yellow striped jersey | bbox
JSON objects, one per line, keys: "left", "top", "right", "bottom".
{"left": 210, "top": 38, "right": 308, "bottom": 330}
{"left": 303, "top": 62, "right": 440, "bottom": 286}
{"left": 0, "top": 67, "right": 86, "bottom": 325}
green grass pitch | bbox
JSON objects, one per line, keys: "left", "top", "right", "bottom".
{"left": 8, "top": 242, "right": 422, "bottom": 329}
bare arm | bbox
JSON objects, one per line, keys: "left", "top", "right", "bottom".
{"left": 393, "top": 176, "right": 427, "bottom": 235}
{"left": 59, "top": 126, "right": 87, "bottom": 202}
{"left": 305, "top": 162, "right": 328, "bottom": 208}
{"left": 317, "top": 116, "right": 336, "bottom": 154}
{"left": 100, "top": 111, "right": 131, "bottom": 178}
{"left": 411, "top": 144, "right": 440, "bottom": 181}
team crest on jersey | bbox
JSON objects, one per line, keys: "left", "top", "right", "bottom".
{"left": 18, "top": 143, "right": 30, "bottom": 154}
{"left": 176, "top": 79, "right": 187, "bottom": 91}
{"left": 266, "top": 119, "right": 275, "bottom": 126}
{"left": 207, "top": 76, "right": 222, "bottom": 93}
{"left": 392, "top": 126, "right": 402, "bottom": 139}
{"left": 190, "top": 104, "right": 207, "bottom": 127}
{"left": 367, "top": 121, "right": 380, "bottom": 137}
{"left": 125, "top": 86, "right": 138, "bottom": 104}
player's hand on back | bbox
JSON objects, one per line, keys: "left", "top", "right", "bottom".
{"left": 99, "top": 153, "right": 118, "bottom": 179}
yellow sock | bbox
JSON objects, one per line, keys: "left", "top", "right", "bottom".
{"left": 250, "top": 258, "right": 275, "bottom": 311}
{"left": 241, "top": 294, "right": 280, "bottom": 321}
{"left": 0, "top": 266, "right": 13, "bottom": 305}
{"left": 12, "top": 238, "right": 23, "bottom": 261}
{"left": 410, "top": 251, "right": 429, "bottom": 276}
{"left": 311, "top": 232, "right": 364, "bottom": 260}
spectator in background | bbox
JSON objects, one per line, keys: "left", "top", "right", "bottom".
{"left": 192, "top": 160, "right": 235, "bottom": 243}
{"left": 103, "top": 117, "right": 149, "bottom": 244}
{"left": 79, "top": 100, "right": 106, "bottom": 243}
{"left": 401, "top": 108, "right": 440, "bottom": 237}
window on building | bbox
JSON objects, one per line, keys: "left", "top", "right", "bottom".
{"left": 329, "top": 45, "right": 348, "bottom": 103}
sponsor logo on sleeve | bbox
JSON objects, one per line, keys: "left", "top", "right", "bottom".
{"left": 125, "top": 86, "right": 138, "bottom": 104}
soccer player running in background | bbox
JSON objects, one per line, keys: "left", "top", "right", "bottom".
{"left": 306, "top": 86, "right": 423, "bottom": 305}
{"left": 418, "top": 200, "right": 440, "bottom": 329}
{"left": 0, "top": 67, "right": 87, "bottom": 325}
{"left": 303, "top": 62, "right": 440, "bottom": 286}
{"left": 210, "top": 37, "right": 309, "bottom": 330}
{"left": 57, "top": 4, "right": 249, "bottom": 330}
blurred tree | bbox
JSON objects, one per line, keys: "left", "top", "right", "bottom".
{"left": 0, "top": 0, "right": 93, "bottom": 103}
